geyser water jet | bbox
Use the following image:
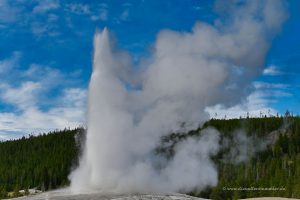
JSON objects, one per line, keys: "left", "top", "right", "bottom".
{"left": 70, "top": 0, "right": 287, "bottom": 194}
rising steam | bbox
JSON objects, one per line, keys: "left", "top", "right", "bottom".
{"left": 70, "top": 0, "right": 287, "bottom": 194}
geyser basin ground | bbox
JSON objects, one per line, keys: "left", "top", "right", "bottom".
{"left": 9, "top": 191, "right": 299, "bottom": 200}
{"left": 9, "top": 190, "right": 205, "bottom": 200}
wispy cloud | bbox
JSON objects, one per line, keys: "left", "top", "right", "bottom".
{"left": 65, "top": 3, "right": 108, "bottom": 21}
{"left": 120, "top": 9, "right": 129, "bottom": 21}
{"left": 0, "top": 0, "right": 61, "bottom": 37}
{"left": 205, "top": 91, "right": 278, "bottom": 119}
{"left": 0, "top": 88, "right": 86, "bottom": 140}
{"left": 0, "top": 51, "right": 21, "bottom": 74}
{"left": 1, "top": 81, "right": 41, "bottom": 110}
{"left": 0, "top": 0, "right": 21, "bottom": 23}
{"left": 91, "top": 8, "right": 108, "bottom": 21}
{"left": 30, "top": 13, "right": 60, "bottom": 37}
{"left": 193, "top": 6, "right": 205, "bottom": 11}
{"left": 253, "top": 81, "right": 289, "bottom": 89}
{"left": 206, "top": 80, "right": 292, "bottom": 119}
{"left": 33, "top": 0, "right": 60, "bottom": 14}
{"left": 65, "top": 3, "right": 91, "bottom": 15}
{"left": 259, "top": 90, "right": 292, "bottom": 97}
{"left": 263, "top": 65, "right": 284, "bottom": 76}
{"left": 0, "top": 53, "right": 86, "bottom": 140}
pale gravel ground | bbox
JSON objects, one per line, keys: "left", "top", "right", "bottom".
{"left": 8, "top": 191, "right": 206, "bottom": 200}
{"left": 8, "top": 190, "right": 299, "bottom": 200}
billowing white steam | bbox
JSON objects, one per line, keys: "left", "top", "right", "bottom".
{"left": 70, "top": 0, "right": 286, "bottom": 194}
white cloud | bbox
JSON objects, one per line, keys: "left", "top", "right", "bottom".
{"left": 65, "top": 3, "right": 91, "bottom": 15}
{"left": 120, "top": 9, "right": 129, "bottom": 21}
{"left": 33, "top": 0, "right": 60, "bottom": 14}
{"left": 0, "top": 0, "right": 20, "bottom": 23}
{"left": 31, "top": 14, "right": 59, "bottom": 37}
{"left": 1, "top": 81, "right": 41, "bottom": 110}
{"left": 0, "top": 51, "right": 21, "bottom": 74}
{"left": 0, "top": 87, "right": 86, "bottom": 140}
{"left": 261, "top": 90, "right": 292, "bottom": 97}
{"left": 23, "top": 64, "right": 63, "bottom": 85}
{"left": 205, "top": 91, "right": 278, "bottom": 119}
{"left": 253, "top": 81, "right": 289, "bottom": 89}
{"left": 48, "top": 13, "right": 58, "bottom": 22}
{"left": 66, "top": 3, "right": 108, "bottom": 22}
{"left": 60, "top": 88, "right": 86, "bottom": 108}
{"left": 91, "top": 8, "right": 108, "bottom": 21}
{"left": 31, "top": 22, "right": 48, "bottom": 36}
{"left": 263, "top": 65, "right": 283, "bottom": 75}
{"left": 205, "top": 84, "right": 292, "bottom": 119}
{"left": 193, "top": 6, "right": 204, "bottom": 11}
{"left": 0, "top": 55, "right": 86, "bottom": 140}
{"left": 0, "top": 0, "right": 61, "bottom": 37}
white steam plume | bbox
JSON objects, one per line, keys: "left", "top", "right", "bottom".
{"left": 70, "top": 0, "right": 287, "bottom": 194}
{"left": 222, "top": 130, "right": 271, "bottom": 164}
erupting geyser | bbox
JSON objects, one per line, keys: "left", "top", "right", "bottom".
{"left": 70, "top": 0, "right": 286, "bottom": 194}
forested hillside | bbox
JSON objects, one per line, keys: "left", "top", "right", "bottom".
{"left": 200, "top": 116, "right": 300, "bottom": 199}
{"left": 0, "top": 128, "right": 84, "bottom": 199}
{"left": 0, "top": 116, "right": 300, "bottom": 199}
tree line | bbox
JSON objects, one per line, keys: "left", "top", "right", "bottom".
{"left": 0, "top": 128, "right": 83, "bottom": 199}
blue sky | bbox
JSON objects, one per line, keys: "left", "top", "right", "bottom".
{"left": 0, "top": 0, "right": 299, "bottom": 139}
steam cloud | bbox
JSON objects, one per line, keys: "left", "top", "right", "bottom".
{"left": 70, "top": 0, "right": 287, "bottom": 194}
{"left": 222, "top": 130, "right": 271, "bottom": 164}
